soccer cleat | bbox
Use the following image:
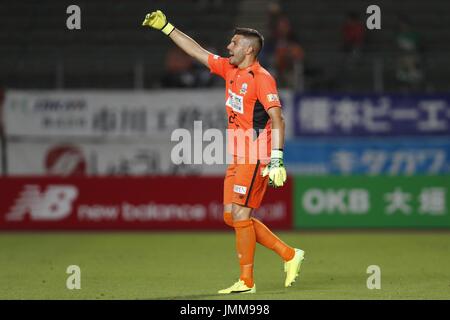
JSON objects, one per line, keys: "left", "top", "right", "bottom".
{"left": 284, "top": 248, "right": 305, "bottom": 287}
{"left": 218, "top": 279, "right": 256, "bottom": 294}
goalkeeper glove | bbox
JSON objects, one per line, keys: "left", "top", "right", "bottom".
{"left": 262, "top": 149, "right": 287, "bottom": 188}
{"left": 142, "top": 10, "right": 175, "bottom": 36}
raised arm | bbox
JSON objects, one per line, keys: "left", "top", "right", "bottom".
{"left": 142, "top": 10, "right": 211, "bottom": 67}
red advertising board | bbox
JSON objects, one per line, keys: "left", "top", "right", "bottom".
{"left": 0, "top": 177, "right": 292, "bottom": 230}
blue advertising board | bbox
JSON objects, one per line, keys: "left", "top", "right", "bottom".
{"left": 284, "top": 139, "right": 450, "bottom": 175}
{"left": 293, "top": 94, "right": 450, "bottom": 137}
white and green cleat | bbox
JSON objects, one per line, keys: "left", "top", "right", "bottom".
{"left": 218, "top": 279, "right": 256, "bottom": 294}
{"left": 284, "top": 248, "right": 305, "bottom": 287}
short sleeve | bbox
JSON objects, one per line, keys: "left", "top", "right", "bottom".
{"left": 208, "top": 54, "right": 233, "bottom": 79}
{"left": 256, "top": 73, "right": 282, "bottom": 110}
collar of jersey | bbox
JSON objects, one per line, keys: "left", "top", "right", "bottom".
{"left": 236, "top": 60, "right": 260, "bottom": 72}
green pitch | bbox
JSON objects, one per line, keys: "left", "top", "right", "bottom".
{"left": 0, "top": 231, "right": 449, "bottom": 300}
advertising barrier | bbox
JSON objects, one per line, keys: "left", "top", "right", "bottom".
{"left": 0, "top": 136, "right": 3, "bottom": 176}
{"left": 294, "top": 94, "right": 450, "bottom": 137}
{"left": 0, "top": 177, "right": 293, "bottom": 230}
{"left": 284, "top": 139, "right": 450, "bottom": 175}
{"left": 7, "top": 140, "right": 227, "bottom": 176}
{"left": 1, "top": 176, "right": 448, "bottom": 230}
{"left": 3, "top": 90, "right": 293, "bottom": 138}
{"left": 294, "top": 176, "right": 450, "bottom": 228}
{"left": 3, "top": 90, "right": 227, "bottom": 138}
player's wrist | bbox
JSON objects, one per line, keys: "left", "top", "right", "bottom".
{"left": 271, "top": 149, "right": 283, "bottom": 160}
{"left": 161, "top": 22, "right": 175, "bottom": 35}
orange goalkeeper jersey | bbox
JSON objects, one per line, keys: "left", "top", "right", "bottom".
{"left": 208, "top": 54, "right": 281, "bottom": 161}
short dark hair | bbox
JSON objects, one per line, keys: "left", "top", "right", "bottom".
{"left": 233, "top": 27, "right": 264, "bottom": 57}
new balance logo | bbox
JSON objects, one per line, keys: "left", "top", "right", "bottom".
{"left": 6, "top": 185, "right": 78, "bottom": 221}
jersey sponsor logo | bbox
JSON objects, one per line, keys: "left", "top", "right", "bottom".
{"left": 267, "top": 93, "right": 279, "bottom": 103}
{"left": 6, "top": 185, "right": 78, "bottom": 221}
{"left": 233, "top": 184, "right": 247, "bottom": 195}
{"left": 226, "top": 90, "right": 244, "bottom": 114}
{"left": 240, "top": 83, "right": 248, "bottom": 95}
{"left": 228, "top": 110, "right": 239, "bottom": 127}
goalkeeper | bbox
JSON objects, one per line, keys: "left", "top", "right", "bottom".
{"left": 143, "top": 10, "right": 305, "bottom": 294}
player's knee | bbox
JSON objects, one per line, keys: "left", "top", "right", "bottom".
{"left": 231, "top": 205, "right": 251, "bottom": 222}
{"left": 223, "top": 211, "right": 234, "bottom": 227}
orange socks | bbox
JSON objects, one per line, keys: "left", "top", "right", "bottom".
{"left": 252, "top": 218, "right": 295, "bottom": 262}
{"left": 233, "top": 219, "right": 256, "bottom": 288}
{"left": 223, "top": 211, "right": 295, "bottom": 262}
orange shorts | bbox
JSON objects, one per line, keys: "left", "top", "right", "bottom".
{"left": 223, "top": 158, "right": 269, "bottom": 209}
